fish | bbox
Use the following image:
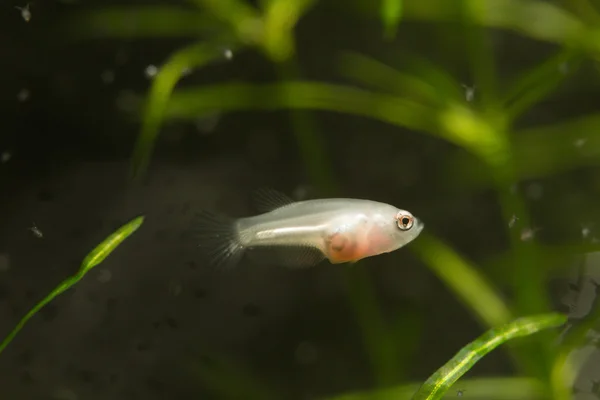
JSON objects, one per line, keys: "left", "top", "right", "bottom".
{"left": 191, "top": 188, "right": 424, "bottom": 269}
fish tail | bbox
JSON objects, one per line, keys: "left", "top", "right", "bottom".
{"left": 191, "top": 210, "right": 245, "bottom": 269}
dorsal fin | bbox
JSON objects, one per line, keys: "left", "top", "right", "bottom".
{"left": 251, "top": 188, "right": 296, "bottom": 213}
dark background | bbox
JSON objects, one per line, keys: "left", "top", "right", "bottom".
{"left": 0, "top": 1, "right": 597, "bottom": 399}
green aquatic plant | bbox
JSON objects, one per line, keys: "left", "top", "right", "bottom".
{"left": 324, "top": 314, "right": 567, "bottom": 400}
{"left": 48, "top": 0, "right": 600, "bottom": 398}
{"left": 0, "top": 216, "right": 145, "bottom": 355}
{"left": 326, "top": 377, "right": 546, "bottom": 400}
{"left": 410, "top": 313, "right": 566, "bottom": 400}
{"left": 381, "top": 0, "right": 404, "bottom": 40}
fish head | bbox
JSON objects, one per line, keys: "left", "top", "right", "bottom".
{"left": 366, "top": 206, "right": 424, "bottom": 254}
{"left": 391, "top": 208, "right": 424, "bottom": 246}
{"left": 323, "top": 201, "right": 424, "bottom": 264}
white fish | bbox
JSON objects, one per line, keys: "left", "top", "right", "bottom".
{"left": 192, "top": 189, "right": 424, "bottom": 268}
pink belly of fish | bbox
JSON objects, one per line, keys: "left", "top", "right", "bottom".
{"left": 325, "top": 232, "right": 371, "bottom": 263}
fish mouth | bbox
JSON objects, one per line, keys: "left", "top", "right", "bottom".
{"left": 414, "top": 219, "right": 425, "bottom": 235}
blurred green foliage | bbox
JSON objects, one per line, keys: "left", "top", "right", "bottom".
{"left": 55, "top": 0, "right": 600, "bottom": 398}
{"left": 381, "top": 0, "right": 404, "bottom": 40}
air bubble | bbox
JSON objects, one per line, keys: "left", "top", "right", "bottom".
{"left": 52, "top": 387, "right": 78, "bottom": 400}
{"left": 582, "top": 224, "right": 594, "bottom": 240}
{"left": 525, "top": 182, "right": 543, "bottom": 200}
{"left": 195, "top": 113, "right": 220, "bottom": 135}
{"left": 559, "top": 62, "right": 569, "bottom": 75}
{"left": 520, "top": 227, "right": 539, "bottom": 241}
{"left": 101, "top": 70, "right": 115, "bottom": 84}
{"left": 0, "top": 254, "right": 10, "bottom": 272}
{"left": 295, "top": 341, "right": 318, "bottom": 365}
{"left": 461, "top": 84, "right": 475, "bottom": 102}
{"left": 97, "top": 269, "right": 112, "bottom": 283}
{"left": 144, "top": 65, "right": 158, "bottom": 78}
{"left": 168, "top": 280, "right": 182, "bottom": 296}
{"left": 293, "top": 185, "right": 311, "bottom": 201}
{"left": 17, "top": 88, "right": 30, "bottom": 102}
{"left": 1, "top": 151, "right": 12, "bottom": 164}
{"left": 115, "top": 90, "right": 141, "bottom": 113}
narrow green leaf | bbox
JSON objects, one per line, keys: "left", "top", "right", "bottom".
{"left": 342, "top": 265, "right": 420, "bottom": 388}
{"left": 338, "top": 52, "right": 462, "bottom": 106}
{"left": 80, "top": 215, "right": 145, "bottom": 273}
{"left": 413, "top": 229, "right": 550, "bottom": 381}
{"left": 324, "top": 377, "right": 546, "bottom": 400}
{"left": 164, "top": 81, "right": 509, "bottom": 168}
{"left": 411, "top": 313, "right": 567, "bottom": 400}
{"left": 401, "top": 0, "right": 589, "bottom": 50}
{"left": 502, "top": 50, "right": 583, "bottom": 120}
{"left": 381, "top": 0, "right": 403, "bottom": 40}
{"left": 261, "top": 0, "right": 317, "bottom": 61}
{"left": 484, "top": 242, "right": 599, "bottom": 284}
{"left": 131, "top": 42, "right": 238, "bottom": 179}
{"left": 187, "top": 0, "right": 263, "bottom": 43}
{"left": 456, "top": 0, "right": 499, "bottom": 111}
{"left": 276, "top": 60, "right": 339, "bottom": 195}
{"left": 0, "top": 216, "right": 145, "bottom": 355}
{"left": 62, "top": 6, "right": 224, "bottom": 39}
{"left": 409, "top": 233, "right": 512, "bottom": 328}
{"left": 165, "top": 80, "right": 437, "bottom": 133}
{"left": 444, "top": 113, "right": 600, "bottom": 189}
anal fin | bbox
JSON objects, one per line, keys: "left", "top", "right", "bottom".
{"left": 246, "top": 244, "right": 325, "bottom": 269}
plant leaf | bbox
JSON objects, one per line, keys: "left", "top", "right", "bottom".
{"left": 0, "top": 216, "right": 145, "bottom": 355}
{"left": 62, "top": 6, "right": 224, "bottom": 39}
{"left": 381, "top": 0, "right": 403, "bottom": 40}
{"left": 502, "top": 49, "right": 583, "bottom": 120}
{"left": 131, "top": 41, "right": 239, "bottom": 179}
{"left": 80, "top": 215, "right": 145, "bottom": 273}
{"left": 187, "top": 0, "right": 262, "bottom": 43}
{"left": 411, "top": 313, "right": 567, "bottom": 400}
{"left": 324, "top": 377, "right": 546, "bottom": 400}
{"left": 338, "top": 52, "right": 463, "bottom": 106}
{"left": 163, "top": 81, "right": 506, "bottom": 164}
{"left": 409, "top": 232, "right": 512, "bottom": 328}
{"left": 401, "top": 0, "right": 589, "bottom": 50}
{"left": 261, "top": 0, "right": 317, "bottom": 61}
{"left": 444, "top": 113, "right": 600, "bottom": 190}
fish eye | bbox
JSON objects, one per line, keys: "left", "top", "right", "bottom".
{"left": 395, "top": 212, "right": 414, "bottom": 231}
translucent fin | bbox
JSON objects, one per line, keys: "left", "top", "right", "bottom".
{"left": 246, "top": 245, "right": 325, "bottom": 269}
{"left": 191, "top": 210, "right": 245, "bottom": 269}
{"left": 251, "top": 188, "right": 296, "bottom": 213}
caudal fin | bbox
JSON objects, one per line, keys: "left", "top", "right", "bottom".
{"left": 191, "top": 210, "right": 245, "bottom": 269}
